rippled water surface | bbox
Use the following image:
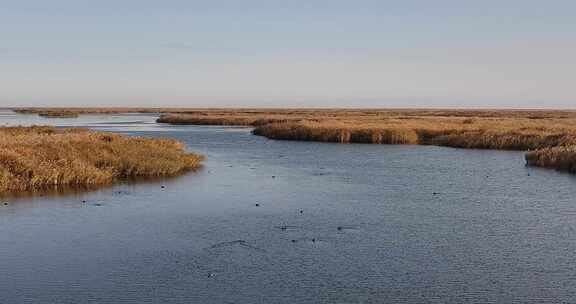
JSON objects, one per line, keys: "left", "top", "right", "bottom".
{"left": 1, "top": 111, "right": 576, "bottom": 303}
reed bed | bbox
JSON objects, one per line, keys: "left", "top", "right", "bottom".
{"left": 526, "top": 146, "right": 576, "bottom": 173}
{"left": 15, "top": 107, "right": 576, "bottom": 120}
{"left": 252, "top": 121, "right": 419, "bottom": 144}
{"left": 37, "top": 111, "right": 79, "bottom": 118}
{"left": 0, "top": 126, "right": 204, "bottom": 193}
{"left": 156, "top": 113, "right": 300, "bottom": 126}
{"left": 14, "top": 108, "right": 164, "bottom": 115}
{"left": 14, "top": 108, "right": 576, "bottom": 173}
{"left": 156, "top": 110, "right": 576, "bottom": 173}
{"left": 253, "top": 118, "right": 576, "bottom": 147}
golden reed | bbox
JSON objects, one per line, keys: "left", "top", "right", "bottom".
{"left": 0, "top": 126, "right": 204, "bottom": 193}
{"left": 155, "top": 109, "right": 576, "bottom": 173}
{"left": 12, "top": 108, "right": 576, "bottom": 174}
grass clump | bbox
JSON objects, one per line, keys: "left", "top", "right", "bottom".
{"left": 526, "top": 147, "right": 576, "bottom": 173}
{"left": 0, "top": 126, "right": 204, "bottom": 193}
{"left": 253, "top": 121, "right": 419, "bottom": 144}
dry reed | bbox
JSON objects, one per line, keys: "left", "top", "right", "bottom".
{"left": 14, "top": 108, "right": 576, "bottom": 174}
{"left": 156, "top": 113, "right": 300, "bottom": 126}
{"left": 157, "top": 110, "right": 576, "bottom": 173}
{"left": 526, "top": 147, "right": 576, "bottom": 173}
{"left": 0, "top": 126, "right": 204, "bottom": 193}
{"left": 38, "top": 111, "right": 79, "bottom": 118}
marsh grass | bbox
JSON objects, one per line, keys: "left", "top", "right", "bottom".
{"left": 14, "top": 108, "right": 576, "bottom": 173}
{"left": 253, "top": 119, "right": 576, "bottom": 147}
{"left": 0, "top": 126, "right": 204, "bottom": 193}
{"left": 526, "top": 147, "right": 576, "bottom": 173}
{"left": 38, "top": 111, "right": 79, "bottom": 118}
{"left": 156, "top": 113, "right": 301, "bottom": 126}
{"left": 252, "top": 122, "right": 420, "bottom": 144}
{"left": 156, "top": 110, "right": 576, "bottom": 173}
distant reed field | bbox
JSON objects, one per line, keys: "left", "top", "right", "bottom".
{"left": 11, "top": 108, "right": 576, "bottom": 174}
{"left": 37, "top": 111, "right": 79, "bottom": 118}
{"left": 154, "top": 109, "right": 576, "bottom": 174}
{"left": 0, "top": 126, "right": 204, "bottom": 193}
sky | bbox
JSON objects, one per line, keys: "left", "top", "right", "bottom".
{"left": 1, "top": 0, "right": 575, "bottom": 108}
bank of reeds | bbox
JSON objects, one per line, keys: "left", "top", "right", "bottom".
{"left": 253, "top": 120, "right": 576, "bottom": 147}
{"left": 157, "top": 111, "right": 576, "bottom": 174}
{"left": 14, "top": 108, "right": 164, "bottom": 115}
{"left": 525, "top": 146, "right": 576, "bottom": 173}
{"left": 256, "top": 122, "right": 576, "bottom": 173}
{"left": 0, "top": 126, "right": 204, "bottom": 193}
{"left": 252, "top": 121, "right": 419, "bottom": 144}
{"left": 156, "top": 113, "right": 300, "bottom": 126}
{"left": 14, "top": 107, "right": 576, "bottom": 119}
{"left": 37, "top": 111, "right": 79, "bottom": 118}
{"left": 15, "top": 109, "right": 576, "bottom": 174}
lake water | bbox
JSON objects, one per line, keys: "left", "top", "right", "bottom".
{"left": 1, "top": 111, "right": 576, "bottom": 303}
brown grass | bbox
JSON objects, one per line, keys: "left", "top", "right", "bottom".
{"left": 156, "top": 109, "right": 576, "bottom": 173}
{"left": 156, "top": 113, "right": 300, "bottom": 126}
{"left": 37, "top": 111, "right": 79, "bottom": 118}
{"left": 526, "top": 146, "right": 576, "bottom": 173}
{"left": 0, "top": 126, "right": 204, "bottom": 193}
{"left": 252, "top": 121, "right": 420, "bottom": 144}
{"left": 13, "top": 108, "right": 576, "bottom": 173}
{"left": 15, "top": 107, "right": 576, "bottom": 119}
{"left": 253, "top": 121, "right": 576, "bottom": 149}
{"left": 13, "top": 108, "right": 165, "bottom": 115}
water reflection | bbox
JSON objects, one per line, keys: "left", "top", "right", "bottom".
{"left": 0, "top": 171, "right": 201, "bottom": 201}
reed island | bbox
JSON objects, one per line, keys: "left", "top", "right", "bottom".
{"left": 0, "top": 126, "right": 204, "bottom": 193}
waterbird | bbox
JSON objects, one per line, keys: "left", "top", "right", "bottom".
{"left": 337, "top": 226, "right": 343, "bottom": 231}
{"left": 255, "top": 203, "right": 260, "bottom": 207}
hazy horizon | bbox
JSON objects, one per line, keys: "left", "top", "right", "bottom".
{"left": 2, "top": 0, "right": 575, "bottom": 108}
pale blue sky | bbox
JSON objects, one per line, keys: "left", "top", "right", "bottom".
{"left": 1, "top": 0, "right": 575, "bottom": 108}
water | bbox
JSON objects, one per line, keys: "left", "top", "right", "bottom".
{"left": 1, "top": 111, "right": 576, "bottom": 303}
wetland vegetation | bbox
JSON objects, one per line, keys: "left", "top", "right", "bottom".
{"left": 154, "top": 109, "right": 576, "bottom": 174}
{"left": 37, "top": 111, "right": 80, "bottom": 118}
{"left": 0, "top": 126, "right": 204, "bottom": 193}
{"left": 9, "top": 108, "right": 576, "bottom": 174}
